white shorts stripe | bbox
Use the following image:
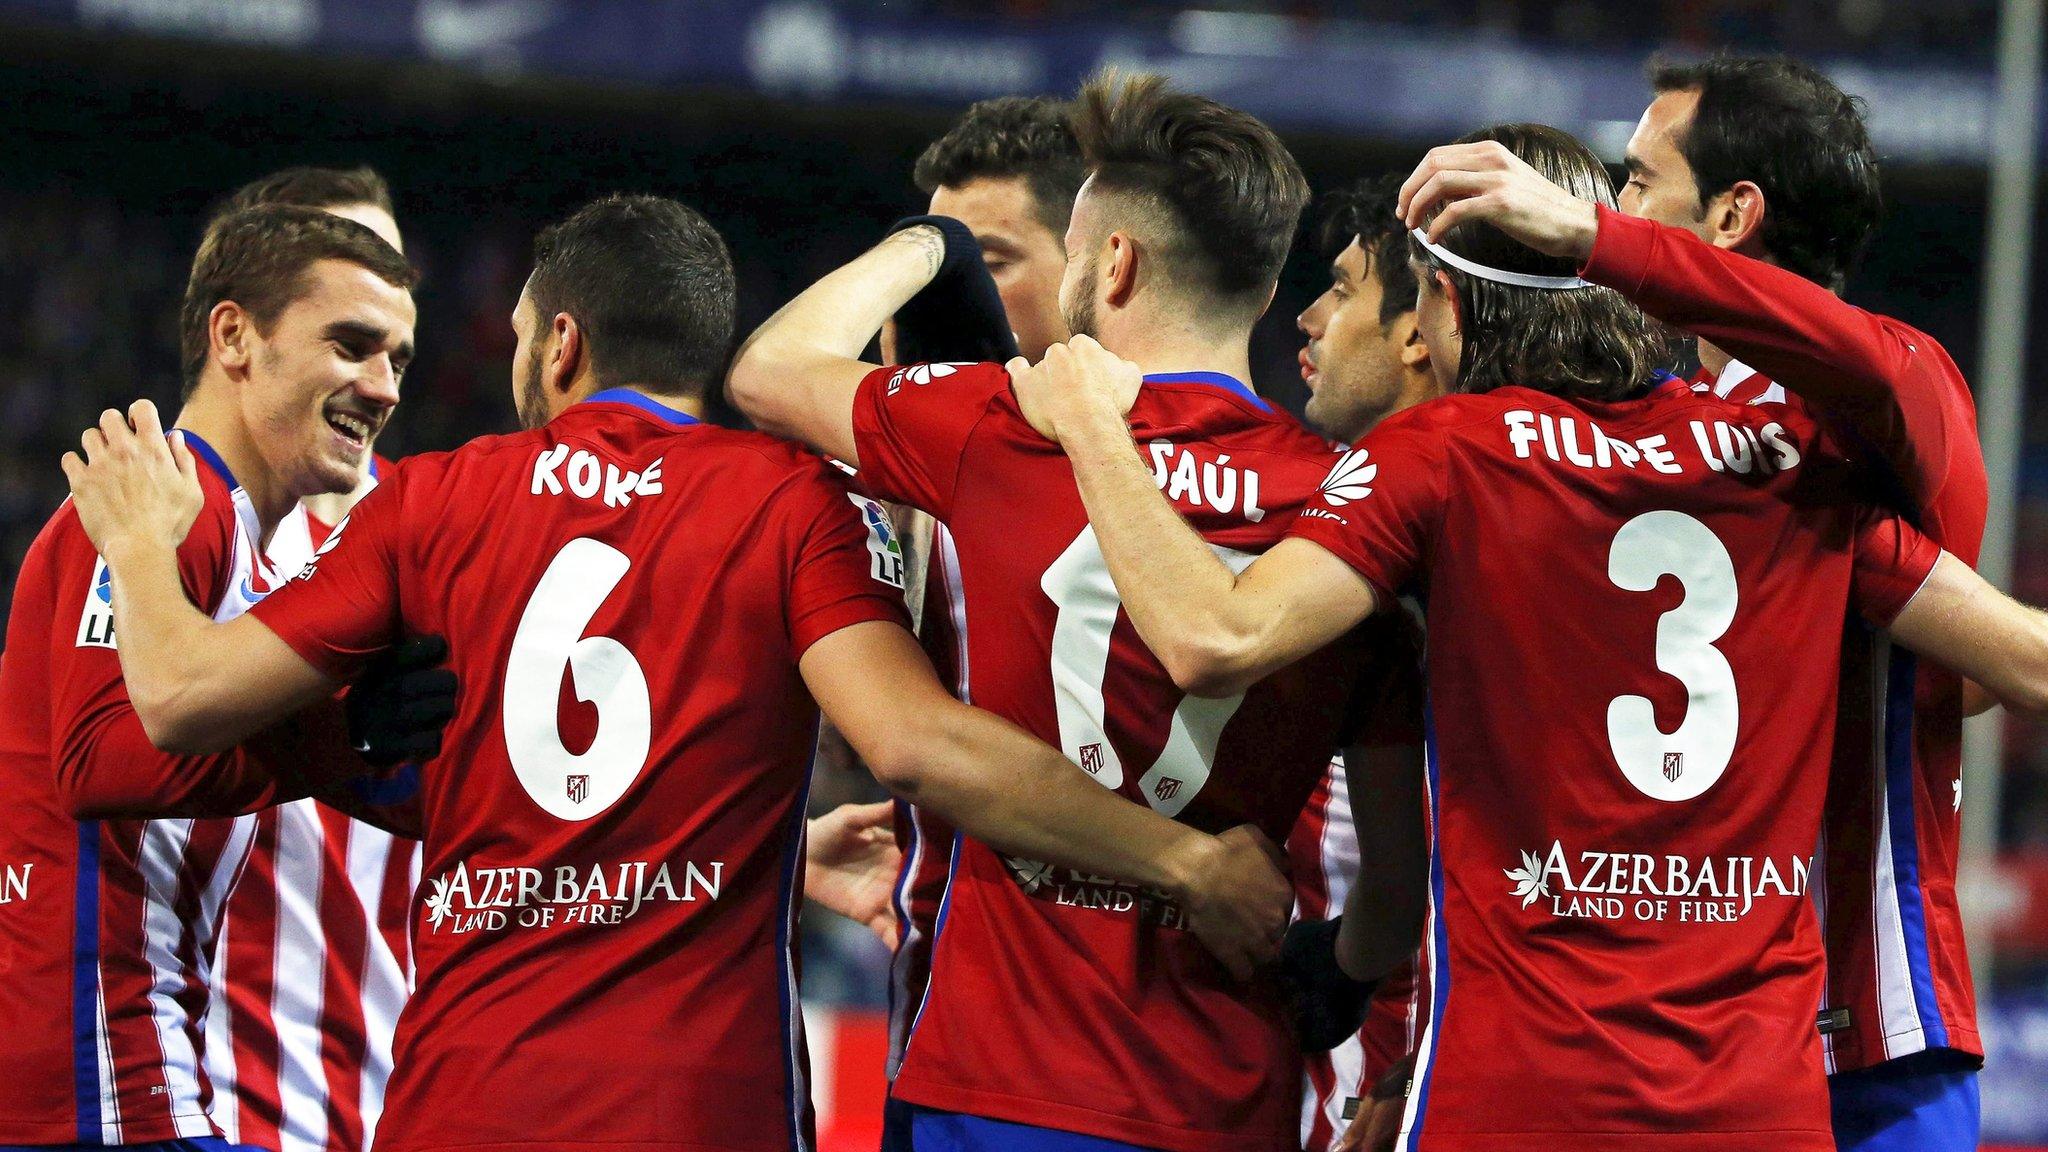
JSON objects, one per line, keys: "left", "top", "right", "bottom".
{"left": 137, "top": 819, "right": 211, "bottom": 1137}
{"left": 272, "top": 801, "right": 332, "bottom": 1152}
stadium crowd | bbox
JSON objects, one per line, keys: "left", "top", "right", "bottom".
{"left": 1, "top": 43, "right": 2047, "bottom": 1152}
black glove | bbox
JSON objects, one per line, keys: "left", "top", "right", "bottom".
{"left": 887, "top": 214, "right": 1020, "bottom": 365}
{"left": 1278, "top": 915, "right": 1380, "bottom": 1052}
{"left": 346, "top": 635, "right": 457, "bottom": 769}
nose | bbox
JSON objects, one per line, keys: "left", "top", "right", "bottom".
{"left": 357, "top": 355, "right": 403, "bottom": 408}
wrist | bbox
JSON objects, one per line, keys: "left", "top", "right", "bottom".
{"left": 100, "top": 531, "right": 178, "bottom": 574}
{"left": 1565, "top": 199, "right": 1599, "bottom": 264}
{"left": 1159, "top": 828, "right": 1221, "bottom": 904}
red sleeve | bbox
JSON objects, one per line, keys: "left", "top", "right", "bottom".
{"left": 48, "top": 501, "right": 308, "bottom": 818}
{"left": 1283, "top": 418, "right": 1448, "bottom": 605}
{"left": 250, "top": 471, "right": 406, "bottom": 682}
{"left": 1581, "top": 206, "right": 1968, "bottom": 512}
{"left": 848, "top": 361, "right": 1012, "bottom": 520}
{"left": 1849, "top": 506, "right": 1942, "bottom": 627}
{"left": 775, "top": 465, "right": 916, "bottom": 657}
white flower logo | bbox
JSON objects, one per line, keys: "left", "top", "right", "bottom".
{"left": 886, "top": 362, "right": 967, "bottom": 396}
{"left": 903, "top": 362, "right": 964, "bottom": 385}
{"left": 424, "top": 875, "right": 455, "bottom": 929}
{"left": 1005, "top": 855, "right": 1056, "bottom": 895}
{"left": 1318, "top": 449, "right": 1377, "bottom": 506}
{"left": 1504, "top": 849, "right": 1551, "bottom": 909}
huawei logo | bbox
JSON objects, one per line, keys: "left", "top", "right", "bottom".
{"left": 1317, "top": 449, "right": 1377, "bottom": 506}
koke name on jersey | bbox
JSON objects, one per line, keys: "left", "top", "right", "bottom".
{"left": 1507, "top": 839, "right": 1813, "bottom": 926}
{"left": 530, "top": 445, "right": 665, "bottom": 507}
{"left": 421, "top": 855, "right": 725, "bottom": 935}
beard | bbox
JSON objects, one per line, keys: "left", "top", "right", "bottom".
{"left": 1061, "top": 255, "right": 1097, "bottom": 341}
{"left": 516, "top": 350, "right": 549, "bottom": 431}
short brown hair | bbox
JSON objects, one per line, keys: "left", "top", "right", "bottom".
{"left": 1411, "top": 123, "right": 1668, "bottom": 402}
{"left": 222, "top": 165, "right": 395, "bottom": 218}
{"left": 179, "top": 204, "right": 418, "bottom": 397}
{"left": 913, "top": 97, "right": 1086, "bottom": 238}
{"left": 1072, "top": 70, "right": 1309, "bottom": 311}
{"left": 527, "top": 195, "right": 735, "bottom": 396}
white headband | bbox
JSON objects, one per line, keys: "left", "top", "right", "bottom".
{"left": 1410, "top": 229, "right": 1594, "bottom": 290}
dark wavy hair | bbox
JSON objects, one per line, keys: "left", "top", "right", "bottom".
{"left": 1317, "top": 175, "right": 1420, "bottom": 327}
{"left": 1410, "top": 123, "right": 1669, "bottom": 401}
{"left": 913, "top": 96, "right": 1085, "bottom": 237}
{"left": 1652, "top": 55, "right": 1882, "bottom": 293}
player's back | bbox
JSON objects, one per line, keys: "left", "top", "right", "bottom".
{"left": 851, "top": 363, "right": 1361, "bottom": 1150}
{"left": 1291, "top": 378, "right": 1937, "bottom": 1151}
{"left": 254, "top": 390, "right": 908, "bottom": 1152}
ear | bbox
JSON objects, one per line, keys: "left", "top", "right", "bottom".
{"left": 1393, "top": 313, "right": 1430, "bottom": 368}
{"left": 1706, "top": 179, "right": 1767, "bottom": 253}
{"left": 209, "top": 301, "right": 255, "bottom": 380}
{"left": 1434, "top": 270, "right": 1463, "bottom": 335}
{"left": 548, "top": 312, "right": 586, "bottom": 396}
{"left": 1104, "top": 231, "right": 1139, "bottom": 308}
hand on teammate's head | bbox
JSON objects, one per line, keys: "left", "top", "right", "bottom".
{"left": 1397, "top": 140, "right": 1601, "bottom": 263}
{"left": 61, "top": 399, "right": 204, "bottom": 562}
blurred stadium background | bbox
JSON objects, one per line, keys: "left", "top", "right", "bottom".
{"left": 2, "top": 0, "right": 2046, "bottom": 1145}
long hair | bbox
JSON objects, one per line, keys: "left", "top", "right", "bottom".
{"left": 1412, "top": 124, "right": 1670, "bottom": 401}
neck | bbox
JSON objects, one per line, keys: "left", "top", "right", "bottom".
{"left": 573, "top": 380, "right": 706, "bottom": 420}
{"left": 1696, "top": 338, "right": 1734, "bottom": 381}
{"left": 1098, "top": 316, "right": 1256, "bottom": 389}
{"left": 173, "top": 384, "right": 296, "bottom": 545}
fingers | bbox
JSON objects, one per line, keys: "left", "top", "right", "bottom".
{"left": 1404, "top": 169, "right": 1501, "bottom": 232}
{"left": 1003, "top": 355, "right": 1030, "bottom": 379}
{"left": 128, "top": 399, "right": 165, "bottom": 449}
{"left": 80, "top": 424, "right": 107, "bottom": 464}
{"left": 60, "top": 451, "right": 83, "bottom": 485}
{"left": 170, "top": 430, "right": 198, "bottom": 486}
{"left": 1397, "top": 141, "right": 1517, "bottom": 220}
{"left": 847, "top": 799, "right": 896, "bottom": 832}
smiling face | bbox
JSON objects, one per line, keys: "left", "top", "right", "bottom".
{"left": 929, "top": 174, "right": 1072, "bottom": 361}
{"left": 241, "top": 258, "right": 415, "bottom": 497}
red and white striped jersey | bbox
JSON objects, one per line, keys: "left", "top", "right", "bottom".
{"left": 885, "top": 521, "right": 962, "bottom": 1082}
{"left": 1584, "top": 208, "right": 1986, "bottom": 1073}
{"left": 204, "top": 487, "right": 422, "bottom": 1152}
{"left": 1288, "top": 756, "right": 1427, "bottom": 1152}
{"left": 0, "top": 433, "right": 295, "bottom": 1144}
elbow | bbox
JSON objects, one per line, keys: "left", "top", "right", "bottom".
{"left": 725, "top": 334, "right": 802, "bottom": 432}
{"left": 1159, "top": 630, "right": 1262, "bottom": 699}
{"left": 132, "top": 687, "right": 227, "bottom": 756}
{"left": 859, "top": 725, "right": 933, "bottom": 801}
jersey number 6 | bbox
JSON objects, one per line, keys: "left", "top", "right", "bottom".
{"left": 503, "top": 537, "right": 652, "bottom": 820}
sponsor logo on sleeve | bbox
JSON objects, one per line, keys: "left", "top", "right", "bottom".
{"left": 1318, "top": 448, "right": 1377, "bottom": 506}
{"left": 847, "top": 494, "right": 906, "bottom": 588}
{"left": 76, "top": 558, "right": 117, "bottom": 649}
{"left": 884, "top": 362, "right": 965, "bottom": 397}
{"left": 293, "top": 511, "right": 351, "bottom": 582}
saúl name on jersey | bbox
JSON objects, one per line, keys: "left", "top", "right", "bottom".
{"left": 422, "top": 855, "right": 724, "bottom": 934}
{"left": 530, "top": 446, "right": 666, "bottom": 507}
{"left": 1146, "top": 440, "right": 1268, "bottom": 522}
{"left": 1504, "top": 410, "right": 1804, "bottom": 476}
{"left": 1508, "top": 839, "right": 1812, "bottom": 925}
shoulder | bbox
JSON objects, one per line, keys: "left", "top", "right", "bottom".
{"left": 1367, "top": 392, "right": 1517, "bottom": 441}
{"left": 871, "top": 360, "right": 1012, "bottom": 401}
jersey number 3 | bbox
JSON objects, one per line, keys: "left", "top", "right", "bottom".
{"left": 503, "top": 537, "right": 651, "bottom": 820}
{"left": 1606, "top": 510, "right": 1739, "bottom": 803}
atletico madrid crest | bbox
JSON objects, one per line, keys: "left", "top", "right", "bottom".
{"left": 567, "top": 774, "right": 589, "bottom": 804}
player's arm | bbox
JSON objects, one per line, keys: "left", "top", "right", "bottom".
{"left": 727, "top": 226, "right": 949, "bottom": 465}
{"left": 1398, "top": 142, "right": 1954, "bottom": 495}
{"left": 802, "top": 619, "right": 1292, "bottom": 978}
{"left": 1885, "top": 552, "right": 2048, "bottom": 717}
{"left": 63, "top": 402, "right": 341, "bottom": 752}
{"left": 1337, "top": 740, "right": 1428, "bottom": 981}
{"left": 1013, "top": 338, "right": 1379, "bottom": 697}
